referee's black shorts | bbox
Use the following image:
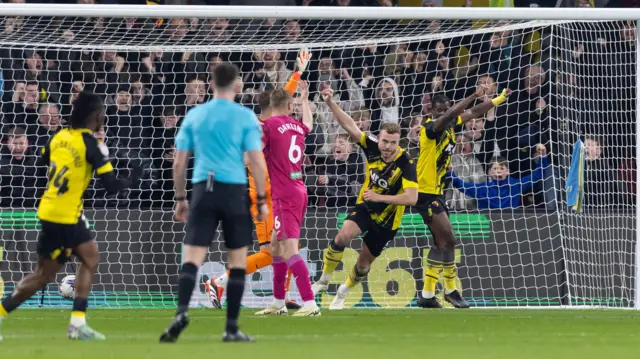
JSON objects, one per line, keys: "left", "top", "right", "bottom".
{"left": 185, "top": 181, "right": 254, "bottom": 250}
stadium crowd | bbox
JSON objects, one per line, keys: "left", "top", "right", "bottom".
{"left": 0, "top": 0, "right": 637, "bottom": 212}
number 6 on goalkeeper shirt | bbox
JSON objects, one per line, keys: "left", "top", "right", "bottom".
{"left": 255, "top": 80, "right": 321, "bottom": 317}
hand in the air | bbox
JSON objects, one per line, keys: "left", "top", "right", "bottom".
{"left": 321, "top": 88, "right": 334, "bottom": 103}
{"left": 296, "top": 48, "right": 312, "bottom": 73}
{"left": 534, "top": 143, "right": 547, "bottom": 159}
{"left": 298, "top": 80, "right": 309, "bottom": 98}
{"left": 474, "top": 86, "right": 486, "bottom": 98}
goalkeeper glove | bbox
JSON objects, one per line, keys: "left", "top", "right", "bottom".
{"left": 285, "top": 48, "right": 312, "bottom": 94}
{"left": 295, "top": 48, "right": 312, "bottom": 75}
{"left": 491, "top": 89, "right": 511, "bottom": 106}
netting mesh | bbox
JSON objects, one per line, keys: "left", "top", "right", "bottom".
{"left": 0, "top": 12, "right": 636, "bottom": 308}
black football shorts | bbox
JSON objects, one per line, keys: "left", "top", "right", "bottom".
{"left": 185, "top": 181, "right": 254, "bottom": 250}
{"left": 37, "top": 216, "right": 92, "bottom": 264}
{"left": 345, "top": 204, "right": 397, "bottom": 258}
{"left": 416, "top": 193, "right": 448, "bottom": 225}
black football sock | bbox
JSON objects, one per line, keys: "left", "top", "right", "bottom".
{"left": 176, "top": 262, "right": 198, "bottom": 316}
{"left": 225, "top": 268, "right": 246, "bottom": 334}
{"left": 72, "top": 297, "right": 88, "bottom": 313}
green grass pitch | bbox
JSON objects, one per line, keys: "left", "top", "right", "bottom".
{"left": 2, "top": 309, "right": 640, "bottom": 359}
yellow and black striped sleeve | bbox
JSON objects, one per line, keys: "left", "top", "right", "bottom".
{"left": 424, "top": 116, "right": 463, "bottom": 139}
{"left": 82, "top": 132, "right": 114, "bottom": 175}
{"left": 400, "top": 156, "right": 418, "bottom": 189}
{"left": 358, "top": 132, "right": 379, "bottom": 156}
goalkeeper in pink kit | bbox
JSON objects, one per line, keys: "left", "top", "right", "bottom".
{"left": 255, "top": 79, "right": 320, "bottom": 317}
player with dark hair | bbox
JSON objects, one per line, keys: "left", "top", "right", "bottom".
{"left": 160, "top": 62, "right": 268, "bottom": 343}
{"left": 205, "top": 49, "right": 311, "bottom": 311}
{"left": 416, "top": 87, "right": 511, "bottom": 309}
{"left": 0, "top": 91, "right": 137, "bottom": 341}
{"left": 312, "top": 88, "right": 418, "bottom": 309}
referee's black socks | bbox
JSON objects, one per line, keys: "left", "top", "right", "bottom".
{"left": 225, "top": 268, "right": 246, "bottom": 334}
{"left": 176, "top": 262, "right": 198, "bottom": 316}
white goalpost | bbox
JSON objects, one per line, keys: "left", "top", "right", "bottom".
{"left": 0, "top": 4, "right": 637, "bottom": 310}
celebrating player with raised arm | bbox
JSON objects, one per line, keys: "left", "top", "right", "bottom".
{"left": 312, "top": 88, "right": 418, "bottom": 309}
{"left": 416, "top": 88, "right": 511, "bottom": 309}
{"left": 255, "top": 80, "right": 320, "bottom": 317}
{"left": 205, "top": 49, "right": 312, "bottom": 311}
{"left": 0, "top": 92, "right": 138, "bottom": 341}
{"left": 160, "top": 63, "right": 268, "bottom": 343}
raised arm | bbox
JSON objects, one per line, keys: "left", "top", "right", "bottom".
{"left": 431, "top": 90, "right": 481, "bottom": 133}
{"left": 283, "top": 48, "right": 311, "bottom": 95}
{"left": 299, "top": 80, "right": 314, "bottom": 131}
{"left": 518, "top": 144, "right": 549, "bottom": 193}
{"left": 458, "top": 89, "right": 511, "bottom": 124}
{"left": 321, "top": 88, "right": 362, "bottom": 143}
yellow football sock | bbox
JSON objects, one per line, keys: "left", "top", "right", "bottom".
{"left": 345, "top": 266, "right": 368, "bottom": 289}
{"left": 71, "top": 311, "right": 85, "bottom": 318}
{"left": 0, "top": 304, "right": 8, "bottom": 317}
{"left": 423, "top": 264, "right": 442, "bottom": 294}
{"left": 442, "top": 263, "right": 458, "bottom": 293}
{"left": 322, "top": 243, "right": 345, "bottom": 276}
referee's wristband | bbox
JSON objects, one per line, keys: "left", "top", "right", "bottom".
{"left": 257, "top": 194, "right": 267, "bottom": 204}
{"left": 175, "top": 195, "right": 187, "bottom": 201}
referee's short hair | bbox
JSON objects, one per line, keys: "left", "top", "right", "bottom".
{"left": 70, "top": 91, "right": 103, "bottom": 129}
{"left": 212, "top": 63, "right": 240, "bottom": 91}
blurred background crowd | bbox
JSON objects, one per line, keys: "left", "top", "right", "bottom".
{"left": 0, "top": 0, "right": 637, "bottom": 213}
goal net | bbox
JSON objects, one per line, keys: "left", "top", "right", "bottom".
{"left": 0, "top": 6, "right": 636, "bottom": 309}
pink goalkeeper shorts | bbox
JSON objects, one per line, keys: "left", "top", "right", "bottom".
{"left": 272, "top": 194, "right": 308, "bottom": 241}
